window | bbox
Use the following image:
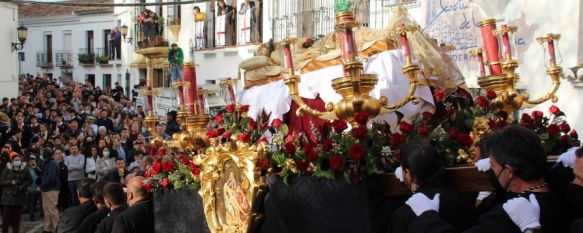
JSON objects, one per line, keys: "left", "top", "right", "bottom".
{"left": 86, "top": 74, "right": 96, "bottom": 87}
{"left": 168, "top": 0, "right": 181, "bottom": 25}
{"left": 103, "top": 74, "right": 112, "bottom": 89}
{"left": 44, "top": 34, "right": 53, "bottom": 64}
{"left": 104, "top": 29, "right": 112, "bottom": 57}
{"left": 86, "top": 31, "right": 94, "bottom": 54}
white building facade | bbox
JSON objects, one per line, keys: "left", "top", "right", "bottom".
{"left": 0, "top": 2, "right": 21, "bottom": 99}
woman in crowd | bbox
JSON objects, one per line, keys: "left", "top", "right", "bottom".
{"left": 26, "top": 156, "right": 42, "bottom": 221}
{"left": 388, "top": 143, "right": 475, "bottom": 233}
{"left": 97, "top": 147, "right": 116, "bottom": 180}
{"left": 0, "top": 153, "right": 32, "bottom": 233}
{"left": 86, "top": 146, "right": 99, "bottom": 180}
{"left": 217, "top": 0, "right": 236, "bottom": 46}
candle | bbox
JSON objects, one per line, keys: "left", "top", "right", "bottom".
{"left": 479, "top": 19, "right": 502, "bottom": 75}
{"left": 177, "top": 86, "right": 185, "bottom": 106}
{"left": 182, "top": 64, "right": 197, "bottom": 114}
{"left": 477, "top": 50, "right": 486, "bottom": 77}
{"left": 547, "top": 34, "right": 556, "bottom": 66}
{"left": 339, "top": 28, "right": 356, "bottom": 62}
{"left": 146, "top": 86, "right": 154, "bottom": 113}
{"left": 501, "top": 24, "right": 512, "bottom": 60}
{"left": 282, "top": 43, "right": 294, "bottom": 69}
{"left": 197, "top": 88, "right": 206, "bottom": 114}
{"left": 226, "top": 78, "right": 236, "bottom": 105}
{"left": 400, "top": 25, "right": 412, "bottom": 65}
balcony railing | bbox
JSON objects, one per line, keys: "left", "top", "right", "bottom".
{"left": 78, "top": 48, "right": 96, "bottom": 65}
{"left": 56, "top": 51, "right": 73, "bottom": 68}
{"left": 95, "top": 48, "right": 110, "bottom": 64}
{"left": 36, "top": 51, "right": 53, "bottom": 68}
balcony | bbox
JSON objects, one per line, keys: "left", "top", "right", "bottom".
{"left": 95, "top": 48, "right": 111, "bottom": 65}
{"left": 36, "top": 51, "right": 53, "bottom": 68}
{"left": 56, "top": 51, "right": 73, "bottom": 68}
{"left": 78, "top": 48, "right": 96, "bottom": 65}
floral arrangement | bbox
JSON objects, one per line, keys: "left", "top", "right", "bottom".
{"left": 207, "top": 104, "right": 273, "bottom": 145}
{"left": 519, "top": 105, "right": 579, "bottom": 155}
{"left": 144, "top": 147, "right": 201, "bottom": 192}
{"left": 302, "top": 36, "right": 322, "bottom": 49}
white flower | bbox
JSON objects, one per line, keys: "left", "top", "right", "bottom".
{"left": 381, "top": 146, "right": 392, "bottom": 157}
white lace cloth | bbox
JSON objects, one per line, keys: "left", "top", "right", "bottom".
{"left": 238, "top": 80, "right": 291, "bottom": 123}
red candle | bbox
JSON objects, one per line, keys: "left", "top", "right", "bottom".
{"left": 477, "top": 50, "right": 486, "bottom": 77}
{"left": 182, "top": 64, "right": 197, "bottom": 114}
{"left": 479, "top": 19, "right": 502, "bottom": 75}
{"left": 197, "top": 88, "right": 206, "bottom": 114}
{"left": 146, "top": 86, "right": 154, "bottom": 113}
{"left": 283, "top": 44, "right": 294, "bottom": 69}
{"left": 226, "top": 78, "right": 236, "bottom": 105}
{"left": 400, "top": 25, "right": 412, "bottom": 65}
{"left": 547, "top": 34, "right": 556, "bottom": 65}
{"left": 177, "top": 86, "right": 185, "bottom": 106}
{"left": 501, "top": 24, "right": 512, "bottom": 60}
{"left": 339, "top": 28, "right": 356, "bottom": 62}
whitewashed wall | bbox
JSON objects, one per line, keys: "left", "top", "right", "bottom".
{"left": 0, "top": 2, "right": 20, "bottom": 99}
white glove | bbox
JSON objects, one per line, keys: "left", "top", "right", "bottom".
{"left": 557, "top": 147, "right": 578, "bottom": 168}
{"left": 395, "top": 166, "right": 404, "bottom": 182}
{"left": 406, "top": 193, "right": 440, "bottom": 216}
{"left": 502, "top": 194, "right": 541, "bottom": 232}
{"left": 476, "top": 191, "right": 492, "bottom": 201}
{"left": 475, "top": 157, "right": 491, "bottom": 172}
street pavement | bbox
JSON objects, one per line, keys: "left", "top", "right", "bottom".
{"left": 2, "top": 213, "right": 45, "bottom": 233}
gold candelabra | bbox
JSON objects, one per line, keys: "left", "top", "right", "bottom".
{"left": 139, "top": 87, "right": 163, "bottom": 145}
{"left": 166, "top": 81, "right": 210, "bottom": 150}
{"left": 283, "top": 11, "right": 419, "bottom": 125}
{"left": 473, "top": 19, "right": 561, "bottom": 114}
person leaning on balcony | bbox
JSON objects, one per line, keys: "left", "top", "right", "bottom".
{"left": 167, "top": 43, "right": 184, "bottom": 83}
{"left": 194, "top": 6, "right": 207, "bottom": 49}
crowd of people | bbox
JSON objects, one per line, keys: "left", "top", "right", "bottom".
{"left": 0, "top": 74, "right": 180, "bottom": 233}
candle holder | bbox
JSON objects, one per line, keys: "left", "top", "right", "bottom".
{"left": 476, "top": 19, "right": 561, "bottom": 114}
{"left": 165, "top": 81, "right": 210, "bottom": 150}
{"left": 139, "top": 87, "right": 163, "bottom": 145}
{"left": 283, "top": 11, "right": 419, "bottom": 125}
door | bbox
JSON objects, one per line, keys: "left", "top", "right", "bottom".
{"left": 86, "top": 74, "right": 95, "bottom": 87}
{"left": 103, "top": 74, "right": 112, "bottom": 89}
{"left": 104, "top": 29, "right": 111, "bottom": 58}
{"left": 45, "top": 34, "right": 53, "bottom": 64}
{"left": 87, "top": 31, "right": 94, "bottom": 54}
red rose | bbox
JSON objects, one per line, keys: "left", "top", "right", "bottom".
{"left": 256, "top": 158, "right": 268, "bottom": 170}
{"left": 570, "top": 130, "right": 578, "bottom": 139}
{"left": 531, "top": 111, "right": 544, "bottom": 123}
{"left": 161, "top": 178, "right": 169, "bottom": 188}
{"left": 258, "top": 137, "right": 268, "bottom": 144}
{"left": 394, "top": 150, "right": 401, "bottom": 160}
{"left": 144, "top": 170, "right": 151, "bottom": 178}
{"left": 271, "top": 119, "right": 283, "bottom": 129}
{"left": 348, "top": 144, "right": 366, "bottom": 161}
{"left": 225, "top": 104, "right": 236, "bottom": 113}
{"left": 239, "top": 132, "right": 250, "bottom": 143}
{"left": 284, "top": 142, "right": 296, "bottom": 154}
{"left": 304, "top": 145, "right": 319, "bottom": 162}
{"left": 214, "top": 114, "right": 224, "bottom": 124}
{"left": 162, "top": 161, "right": 174, "bottom": 173}
{"left": 456, "top": 133, "right": 473, "bottom": 147}
{"left": 189, "top": 163, "right": 200, "bottom": 176}
{"left": 151, "top": 161, "right": 162, "bottom": 175}
{"left": 560, "top": 135, "right": 570, "bottom": 144}
{"left": 181, "top": 156, "right": 190, "bottom": 165}
{"left": 547, "top": 124, "right": 560, "bottom": 136}
{"left": 390, "top": 132, "right": 405, "bottom": 146}
{"left": 332, "top": 120, "right": 348, "bottom": 133}
{"left": 351, "top": 126, "right": 368, "bottom": 139}
{"left": 206, "top": 129, "right": 218, "bottom": 138}
{"left": 223, "top": 131, "right": 232, "bottom": 139}
{"left": 144, "top": 182, "right": 152, "bottom": 192}
{"left": 399, "top": 121, "right": 414, "bottom": 134}
{"left": 448, "top": 128, "right": 458, "bottom": 138}
{"left": 422, "top": 112, "right": 433, "bottom": 121}
{"left": 306, "top": 38, "right": 314, "bottom": 43}
{"left": 217, "top": 128, "right": 226, "bottom": 136}
{"left": 324, "top": 139, "right": 334, "bottom": 151}
{"left": 475, "top": 96, "right": 489, "bottom": 108}
{"left": 496, "top": 120, "right": 508, "bottom": 129}
{"left": 418, "top": 124, "right": 429, "bottom": 136}
{"left": 354, "top": 112, "right": 368, "bottom": 125}
{"left": 521, "top": 113, "right": 533, "bottom": 124}
{"left": 302, "top": 43, "right": 310, "bottom": 49}
{"left": 296, "top": 160, "right": 309, "bottom": 172}
{"left": 158, "top": 147, "right": 167, "bottom": 156}
{"left": 248, "top": 119, "right": 257, "bottom": 131}
{"left": 486, "top": 90, "right": 497, "bottom": 99}
{"left": 433, "top": 89, "right": 444, "bottom": 101}
{"left": 560, "top": 123, "right": 571, "bottom": 134}
{"left": 240, "top": 105, "right": 250, "bottom": 112}
{"left": 488, "top": 120, "right": 496, "bottom": 130}
{"left": 329, "top": 156, "right": 343, "bottom": 171}
{"left": 149, "top": 146, "right": 157, "bottom": 156}
{"left": 550, "top": 105, "right": 560, "bottom": 115}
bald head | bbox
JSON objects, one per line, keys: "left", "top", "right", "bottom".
{"left": 128, "top": 176, "right": 147, "bottom": 197}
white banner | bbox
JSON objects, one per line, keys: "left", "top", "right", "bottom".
{"left": 216, "top": 15, "right": 226, "bottom": 47}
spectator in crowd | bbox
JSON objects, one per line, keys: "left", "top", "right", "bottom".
{"left": 569, "top": 147, "right": 583, "bottom": 232}
{"left": 39, "top": 148, "right": 61, "bottom": 233}
{"left": 26, "top": 155, "right": 42, "bottom": 221}
{"left": 64, "top": 144, "right": 85, "bottom": 206}
{"left": 57, "top": 178, "right": 97, "bottom": 233}
{"left": 86, "top": 146, "right": 99, "bottom": 180}
{"left": 96, "top": 110, "right": 114, "bottom": 132}
{"left": 55, "top": 148, "right": 70, "bottom": 211}
{"left": 78, "top": 181, "right": 109, "bottom": 233}
{"left": 0, "top": 152, "right": 32, "bottom": 233}
{"left": 97, "top": 182, "right": 128, "bottom": 233}
{"left": 97, "top": 147, "right": 116, "bottom": 180}
{"left": 111, "top": 176, "right": 154, "bottom": 233}
{"left": 168, "top": 43, "right": 184, "bottom": 84}
{"left": 165, "top": 111, "right": 180, "bottom": 136}
{"left": 217, "top": 0, "right": 236, "bottom": 46}
{"left": 114, "top": 27, "right": 122, "bottom": 60}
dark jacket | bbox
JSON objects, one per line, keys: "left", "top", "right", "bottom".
{"left": 111, "top": 199, "right": 154, "bottom": 233}
{"left": 78, "top": 205, "right": 109, "bottom": 233}
{"left": 96, "top": 118, "right": 114, "bottom": 132}
{"left": 571, "top": 218, "right": 583, "bottom": 233}
{"left": 96, "top": 205, "right": 128, "bottom": 233}
{"left": 40, "top": 158, "right": 61, "bottom": 192}
{"left": 0, "top": 163, "right": 32, "bottom": 206}
{"left": 57, "top": 200, "right": 98, "bottom": 233}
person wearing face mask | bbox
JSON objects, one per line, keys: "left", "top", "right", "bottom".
{"left": 111, "top": 176, "right": 154, "bottom": 233}
{"left": 0, "top": 152, "right": 32, "bottom": 233}
{"left": 97, "top": 147, "right": 116, "bottom": 180}
{"left": 406, "top": 126, "right": 573, "bottom": 233}
{"left": 388, "top": 143, "right": 475, "bottom": 233}
{"left": 96, "top": 182, "right": 128, "bottom": 233}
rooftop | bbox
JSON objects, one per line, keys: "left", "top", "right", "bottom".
{"left": 19, "top": 0, "right": 113, "bottom": 18}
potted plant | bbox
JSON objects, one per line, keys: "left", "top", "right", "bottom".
{"left": 98, "top": 55, "right": 109, "bottom": 64}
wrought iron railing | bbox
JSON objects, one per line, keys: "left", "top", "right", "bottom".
{"left": 55, "top": 51, "right": 73, "bottom": 67}
{"left": 77, "top": 48, "right": 96, "bottom": 65}
{"left": 36, "top": 51, "right": 53, "bottom": 68}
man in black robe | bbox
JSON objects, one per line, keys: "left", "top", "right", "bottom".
{"left": 111, "top": 176, "right": 154, "bottom": 233}
{"left": 97, "top": 182, "right": 128, "bottom": 233}
{"left": 406, "top": 126, "right": 573, "bottom": 233}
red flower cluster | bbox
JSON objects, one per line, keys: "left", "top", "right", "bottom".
{"left": 390, "top": 132, "right": 406, "bottom": 146}
{"left": 258, "top": 137, "right": 268, "bottom": 144}
{"left": 475, "top": 96, "right": 489, "bottom": 108}
{"left": 332, "top": 120, "right": 348, "bottom": 133}
{"left": 571, "top": 130, "right": 579, "bottom": 139}
{"left": 351, "top": 126, "right": 368, "bottom": 139}
{"left": 531, "top": 111, "right": 544, "bottom": 123}
{"left": 239, "top": 132, "right": 250, "bottom": 143}
{"left": 560, "top": 123, "right": 571, "bottom": 134}
{"left": 486, "top": 90, "right": 497, "bottom": 100}
{"left": 329, "top": 156, "right": 343, "bottom": 171}
{"left": 207, "top": 129, "right": 218, "bottom": 138}
{"left": 162, "top": 161, "right": 174, "bottom": 173}
{"left": 348, "top": 144, "right": 366, "bottom": 161}
{"left": 456, "top": 133, "right": 473, "bottom": 147}
{"left": 418, "top": 124, "right": 429, "bottom": 136}
{"left": 223, "top": 131, "right": 233, "bottom": 139}
{"left": 284, "top": 142, "right": 296, "bottom": 154}
{"left": 240, "top": 105, "right": 250, "bottom": 112}
{"left": 323, "top": 139, "right": 334, "bottom": 151}
{"left": 215, "top": 113, "right": 224, "bottom": 124}
{"left": 304, "top": 144, "right": 319, "bottom": 162}
{"left": 271, "top": 119, "right": 283, "bottom": 129}
{"left": 547, "top": 124, "right": 560, "bottom": 136}
{"left": 248, "top": 119, "right": 257, "bottom": 131}
{"left": 151, "top": 161, "right": 162, "bottom": 175}
{"left": 521, "top": 113, "right": 534, "bottom": 125}
{"left": 448, "top": 128, "right": 458, "bottom": 138}
{"left": 422, "top": 112, "right": 433, "bottom": 121}
{"left": 399, "top": 121, "right": 414, "bottom": 134}
{"left": 226, "top": 104, "right": 236, "bottom": 113}
{"left": 354, "top": 112, "right": 368, "bottom": 125}
{"left": 296, "top": 160, "right": 309, "bottom": 172}
{"left": 433, "top": 89, "right": 444, "bottom": 101}
{"left": 550, "top": 105, "right": 560, "bottom": 115}
{"left": 256, "top": 158, "right": 269, "bottom": 170}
